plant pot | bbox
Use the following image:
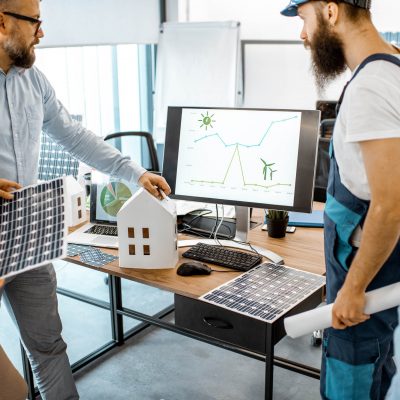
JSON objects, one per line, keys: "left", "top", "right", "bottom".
{"left": 266, "top": 217, "right": 288, "bottom": 238}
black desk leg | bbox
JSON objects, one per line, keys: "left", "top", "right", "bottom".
{"left": 21, "top": 342, "right": 35, "bottom": 400}
{"left": 109, "top": 275, "right": 124, "bottom": 345}
{"left": 265, "top": 324, "right": 274, "bottom": 400}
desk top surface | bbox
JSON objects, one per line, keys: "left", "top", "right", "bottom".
{"left": 66, "top": 207, "right": 325, "bottom": 299}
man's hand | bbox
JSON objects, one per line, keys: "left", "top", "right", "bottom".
{"left": 138, "top": 172, "right": 171, "bottom": 200}
{"left": 332, "top": 285, "right": 370, "bottom": 329}
{"left": 0, "top": 179, "right": 22, "bottom": 200}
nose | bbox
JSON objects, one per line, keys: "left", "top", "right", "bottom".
{"left": 300, "top": 24, "right": 307, "bottom": 41}
{"left": 36, "top": 26, "right": 44, "bottom": 39}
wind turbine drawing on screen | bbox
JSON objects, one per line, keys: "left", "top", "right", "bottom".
{"left": 261, "top": 158, "right": 277, "bottom": 181}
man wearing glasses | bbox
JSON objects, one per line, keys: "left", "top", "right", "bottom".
{"left": 0, "top": 1, "right": 170, "bottom": 399}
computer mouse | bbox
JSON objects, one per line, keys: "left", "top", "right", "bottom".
{"left": 176, "top": 262, "right": 212, "bottom": 276}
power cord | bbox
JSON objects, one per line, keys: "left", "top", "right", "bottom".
{"left": 178, "top": 209, "right": 212, "bottom": 234}
{"left": 178, "top": 206, "right": 233, "bottom": 239}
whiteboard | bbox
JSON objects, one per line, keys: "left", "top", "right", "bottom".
{"left": 154, "top": 21, "right": 243, "bottom": 143}
{"left": 243, "top": 42, "right": 350, "bottom": 110}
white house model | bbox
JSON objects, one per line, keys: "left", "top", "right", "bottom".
{"left": 64, "top": 176, "right": 86, "bottom": 228}
{"left": 117, "top": 188, "right": 178, "bottom": 269}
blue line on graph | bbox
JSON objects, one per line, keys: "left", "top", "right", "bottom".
{"left": 194, "top": 116, "right": 298, "bottom": 148}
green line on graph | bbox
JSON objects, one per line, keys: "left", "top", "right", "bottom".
{"left": 190, "top": 145, "right": 291, "bottom": 190}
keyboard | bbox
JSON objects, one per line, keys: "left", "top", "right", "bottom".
{"left": 182, "top": 243, "right": 263, "bottom": 272}
{"left": 85, "top": 225, "right": 118, "bottom": 236}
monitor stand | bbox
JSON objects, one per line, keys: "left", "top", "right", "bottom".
{"left": 178, "top": 206, "right": 284, "bottom": 265}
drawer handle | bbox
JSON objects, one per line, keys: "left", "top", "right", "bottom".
{"left": 203, "top": 317, "right": 233, "bottom": 329}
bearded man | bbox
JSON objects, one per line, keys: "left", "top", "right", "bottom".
{"left": 281, "top": 1, "right": 400, "bottom": 399}
{"left": 0, "top": 1, "right": 170, "bottom": 399}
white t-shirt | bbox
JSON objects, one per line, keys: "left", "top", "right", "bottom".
{"left": 333, "top": 55, "right": 400, "bottom": 200}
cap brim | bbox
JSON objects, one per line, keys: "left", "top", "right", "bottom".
{"left": 280, "top": 5, "right": 299, "bottom": 16}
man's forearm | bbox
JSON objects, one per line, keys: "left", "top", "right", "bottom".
{"left": 344, "top": 200, "right": 400, "bottom": 292}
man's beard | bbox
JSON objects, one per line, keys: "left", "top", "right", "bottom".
{"left": 3, "top": 29, "right": 36, "bottom": 69}
{"left": 305, "top": 12, "right": 347, "bottom": 91}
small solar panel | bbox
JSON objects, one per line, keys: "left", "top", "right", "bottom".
{"left": 79, "top": 248, "right": 118, "bottom": 267}
{"left": 0, "top": 178, "right": 67, "bottom": 279}
{"left": 38, "top": 133, "right": 79, "bottom": 181}
{"left": 201, "top": 263, "right": 325, "bottom": 323}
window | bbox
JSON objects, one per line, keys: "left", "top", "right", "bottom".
{"left": 128, "top": 228, "right": 135, "bottom": 238}
{"left": 35, "top": 44, "right": 154, "bottom": 137}
{"left": 142, "top": 228, "right": 150, "bottom": 238}
{"left": 143, "top": 245, "right": 150, "bottom": 255}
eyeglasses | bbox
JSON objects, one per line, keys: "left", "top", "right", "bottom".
{"left": 3, "top": 11, "right": 42, "bottom": 36}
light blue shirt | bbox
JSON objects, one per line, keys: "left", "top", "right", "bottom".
{"left": 0, "top": 65, "right": 146, "bottom": 186}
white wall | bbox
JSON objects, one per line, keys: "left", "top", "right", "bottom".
{"left": 178, "top": 0, "right": 399, "bottom": 39}
{"left": 372, "top": 0, "right": 400, "bottom": 31}
{"left": 178, "top": 0, "right": 303, "bottom": 40}
{"left": 169, "top": 0, "right": 399, "bottom": 109}
{"left": 39, "top": 0, "right": 161, "bottom": 48}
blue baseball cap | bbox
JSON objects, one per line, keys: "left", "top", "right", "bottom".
{"left": 281, "top": 0, "right": 311, "bottom": 17}
{"left": 281, "top": 0, "right": 372, "bottom": 17}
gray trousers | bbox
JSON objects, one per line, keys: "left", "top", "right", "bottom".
{"left": 1, "top": 264, "right": 79, "bottom": 400}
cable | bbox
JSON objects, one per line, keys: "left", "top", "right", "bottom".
{"left": 178, "top": 206, "right": 233, "bottom": 239}
{"left": 209, "top": 204, "right": 219, "bottom": 238}
{"left": 210, "top": 269, "right": 236, "bottom": 273}
{"left": 230, "top": 238, "right": 262, "bottom": 257}
{"left": 177, "top": 209, "right": 212, "bottom": 234}
{"left": 213, "top": 204, "right": 225, "bottom": 247}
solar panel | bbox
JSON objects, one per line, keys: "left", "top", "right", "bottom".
{"left": 38, "top": 133, "right": 80, "bottom": 181}
{"left": 0, "top": 178, "right": 67, "bottom": 279}
{"left": 201, "top": 262, "right": 325, "bottom": 323}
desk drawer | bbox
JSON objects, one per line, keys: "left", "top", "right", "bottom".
{"left": 174, "top": 294, "right": 267, "bottom": 354}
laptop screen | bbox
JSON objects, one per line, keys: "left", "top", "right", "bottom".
{"left": 90, "top": 178, "right": 139, "bottom": 225}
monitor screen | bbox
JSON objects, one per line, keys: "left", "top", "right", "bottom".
{"left": 90, "top": 173, "right": 139, "bottom": 225}
{"left": 163, "top": 107, "right": 320, "bottom": 213}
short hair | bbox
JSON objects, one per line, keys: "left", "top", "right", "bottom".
{"left": 313, "top": 1, "right": 371, "bottom": 22}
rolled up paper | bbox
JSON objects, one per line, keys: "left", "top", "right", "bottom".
{"left": 284, "top": 282, "right": 400, "bottom": 338}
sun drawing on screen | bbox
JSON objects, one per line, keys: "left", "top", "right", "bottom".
{"left": 198, "top": 111, "right": 216, "bottom": 130}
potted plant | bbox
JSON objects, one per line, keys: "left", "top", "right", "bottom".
{"left": 266, "top": 209, "right": 289, "bottom": 238}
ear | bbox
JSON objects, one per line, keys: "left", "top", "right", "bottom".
{"left": 326, "top": 2, "right": 340, "bottom": 26}
{"left": 0, "top": 13, "right": 6, "bottom": 35}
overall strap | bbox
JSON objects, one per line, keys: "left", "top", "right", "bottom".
{"left": 336, "top": 53, "right": 400, "bottom": 116}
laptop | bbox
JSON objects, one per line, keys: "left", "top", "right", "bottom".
{"left": 67, "top": 179, "right": 138, "bottom": 248}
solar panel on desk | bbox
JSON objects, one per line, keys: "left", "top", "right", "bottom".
{"left": 201, "top": 263, "right": 325, "bottom": 323}
{"left": 0, "top": 178, "right": 67, "bottom": 278}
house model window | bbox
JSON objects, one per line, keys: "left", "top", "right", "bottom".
{"left": 143, "top": 245, "right": 150, "bottom": 255}
{"left": 65, "top": 176, "right": 86, "bottom": 228}
{"left": 128, "top": 228, "right": 135, "bottom": 238}
{"left": 129, "top": 245, "right": 135, "bottom": 255}
{"left": 142, "top": 228, "right": 149, "bottom": 238}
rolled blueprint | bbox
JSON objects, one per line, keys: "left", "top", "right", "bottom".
{"left": 284, "top": 282, "right": 400, "bottom": 338}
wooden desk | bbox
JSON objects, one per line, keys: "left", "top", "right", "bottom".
{"left": 51, "top": 208, "right": 326, "bottom": 400}
{"left": 66, "top": 210, "right": 325, "bottom": 299}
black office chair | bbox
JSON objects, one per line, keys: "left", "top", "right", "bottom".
{"left": 104, "top": 131, "right": 160, "bottom": 173}
{"left": 313, "top": 119, "right": 335, "bottom": 203}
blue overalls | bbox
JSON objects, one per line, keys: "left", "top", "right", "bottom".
{"left": 321, "top": 54, "right": 400, "bottom": 400}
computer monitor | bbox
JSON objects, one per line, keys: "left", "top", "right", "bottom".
{"left": 163, "top": 106, "right": 320, "bottom": 243}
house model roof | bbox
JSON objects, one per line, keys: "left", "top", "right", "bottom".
{"left": 65, "top": 175, "right": 85, "bottom": 196}
{"left": 118, "top": 188, "right": 176, "bottom": 216}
